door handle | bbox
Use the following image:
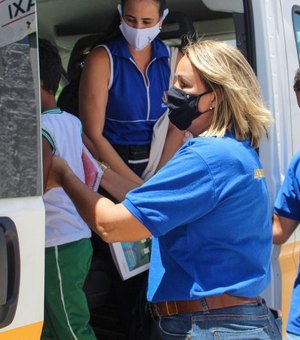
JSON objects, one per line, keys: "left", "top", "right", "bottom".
{"left": 0, "top": 217, "right": 20, "bottom": 328}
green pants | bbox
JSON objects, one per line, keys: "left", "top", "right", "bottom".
{"left": 42, "top": 238, "right": 96, "bottom": 340}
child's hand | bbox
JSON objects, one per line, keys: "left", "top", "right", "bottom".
{"left": 46, "top": 156, "right": 69, "bottom": 191}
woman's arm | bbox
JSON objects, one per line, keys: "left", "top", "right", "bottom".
{"left": 79, "top": 47, "right": 143, "bottom": 184}
{"left": 273, "top": 214, "right": 299, "bottom": 244}
{"left": 48, "top": 156, "right": 150, "bottom": 242}
{"left": 81, "top": 133, "right": 142, "bottom": 200}
{"left": 101, "top": 167, "right": 142, "bottom": 202}
{"left": 82, "top": 132, "right": 99, "bottom": 159}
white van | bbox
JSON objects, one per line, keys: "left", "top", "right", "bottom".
{"left": 0, "top": 0, "right": 299, "bottom": 338}
{"left": 0, "top": 2, "right": 44, "bottom": 339}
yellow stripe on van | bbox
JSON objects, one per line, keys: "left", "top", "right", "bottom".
{"left": 0, "top": 322, "right": 43, "bottom": 340}
{"left": 279, "top": 241, "right": 300, "bottom": 336}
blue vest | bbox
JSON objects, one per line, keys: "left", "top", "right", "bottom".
{"left": 102, "top": 35, "right": 170, "bottom": 146}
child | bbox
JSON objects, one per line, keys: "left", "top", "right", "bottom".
{"left": 39, "top": 38, "right": 96, "bottom": 340}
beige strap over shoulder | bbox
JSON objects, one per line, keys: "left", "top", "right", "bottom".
{"left": 141, "top": 46, "right": 179, "bottom": 181}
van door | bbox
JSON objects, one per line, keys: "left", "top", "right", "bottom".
{"left": 0, "top": 6, "right": 44, "bottom": 339}
{"left": 284, "top": 2, "right": 300, "bottom": 154}
{"left": 277, "top": 0, "right": 300, "bottom": 334}
{"left": 251, "top": 0, "right": 300, "bottom": 332}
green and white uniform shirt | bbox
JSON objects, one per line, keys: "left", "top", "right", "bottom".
{"left": 42, "top": 108, "right": 91, "bottom": 247}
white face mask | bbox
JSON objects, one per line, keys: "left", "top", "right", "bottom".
{"left": 117, "top": 5, "right": 169, "bottom": 51}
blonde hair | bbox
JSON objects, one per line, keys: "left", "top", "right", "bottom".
{"left": 183, "top": 39, "right": 273, "bottom": 148}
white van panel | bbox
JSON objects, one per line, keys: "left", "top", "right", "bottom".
{"left": 249, "top": 0, "right": 300, "bottom": 313}
{"left": 0, "top": 197, "right": 44, "bottom": 332}
{"left": 0, "top": 0, "right": 36, "bottom": 48}
{"left": 252, "top": 0, "right": 293, "bottom": 201}
{"left": 280, "top": 1, "right": 300, "bottom": 156}
{"left": 202, "top": 0, "right": 244, "bottom": 14}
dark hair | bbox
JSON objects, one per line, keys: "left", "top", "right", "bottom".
{"left": 294, "top": 68, "right": 300, "bottom": 92}
{"left": 121, "top": 0, "right": 166, "bottom": 16}
{"left": 38, "top": 38, "right": 62, "bottom": 94}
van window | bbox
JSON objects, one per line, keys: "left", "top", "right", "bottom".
{"left": 293, "top": 6, "right": 300, "bottom": 64}
{"left": 0, "top": 35, "right": 42, "bottom": 199}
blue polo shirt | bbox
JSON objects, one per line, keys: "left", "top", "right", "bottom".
{"left": 123, "top": 133, "right": 272, "bottom": 303}
{"left": 274, "top": 152, "right": 300, "bottom": 336}
{"left": 101, "top": 34, "right": 170, "bottom": 145}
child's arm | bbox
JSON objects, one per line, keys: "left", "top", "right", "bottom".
{"left": 42, "top": 137, "right": 53, "bottom": 192}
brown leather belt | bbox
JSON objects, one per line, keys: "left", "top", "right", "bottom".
{"left": 150, "top": 294, "right": 258, "bottom": 317}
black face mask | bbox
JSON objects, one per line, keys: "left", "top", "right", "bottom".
{"left": 166, "top": 86, "right": 213, "bottom": 131}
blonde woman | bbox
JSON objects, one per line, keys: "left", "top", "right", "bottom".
{"left": 47, "top": 40, "right": 281, "bottom": 339}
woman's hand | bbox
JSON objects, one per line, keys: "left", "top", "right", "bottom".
{"left": 46, "top": 156, "right": 70, "bottom": 192}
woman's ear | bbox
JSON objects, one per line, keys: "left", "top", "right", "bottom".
{"left": 209, "top": 88, "right": 223, "bottom": 113}
{"left": 212, "top": 87, "right": 223, "bottom": 105}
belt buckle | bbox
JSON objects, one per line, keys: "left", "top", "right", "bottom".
{"left": 164, "top": 301, "right": 178, "bottom": 316}
{"left": 152, "top": 301, "right": 179, "bottom": 317}
{"left": 153, "top": 303, "right": 160, "bottom": 317}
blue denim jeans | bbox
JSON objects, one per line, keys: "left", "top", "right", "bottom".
{"left": 149, "top": 298, "right": 282, "bottom": 339}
